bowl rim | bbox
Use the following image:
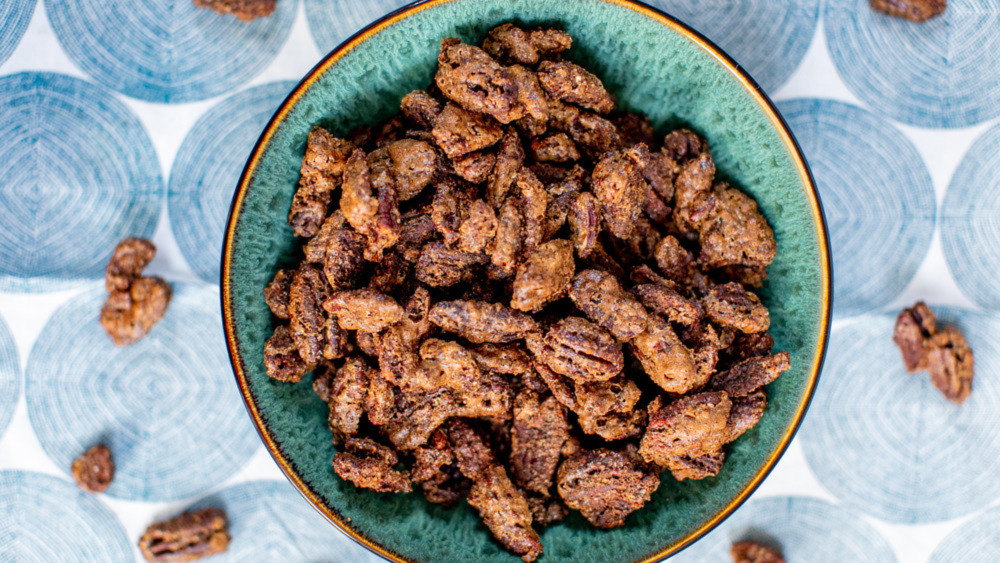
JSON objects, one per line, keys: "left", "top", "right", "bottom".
{"left": 220, "top": 0, "right": 833, "bottom": 560}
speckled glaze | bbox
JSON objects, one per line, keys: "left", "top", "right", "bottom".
{"left": 221, "top": 1, "right": 831, "bottom": 561}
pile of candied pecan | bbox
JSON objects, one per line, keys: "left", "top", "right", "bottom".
{"left": 262, "top": 23, "right": 789, "bottom": 561}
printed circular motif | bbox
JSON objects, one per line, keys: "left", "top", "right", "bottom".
{"left": 941, "top": 122, "right": 1000, "bottom": 309}
{"left": 648, "top": 0, "right": 819, "bottom": 93}
{"left": 305, "top": 0, "right": 412, "bottom": 54}
{"left": 25, "top": 283, "right": 258, "bottom": 501}
{"left": 169, "top": 81, "right": 296, "bottom": 283}
{"left": 0, "top": 72, "right": 162, "bottom": 293}
{"left": 800, "top": 309, "right": 1000, "bottom": 523}
{"left": 0, "top": 315, "right": 20, "bottom": 437}
{"left": 825, "top": 0, "right": 1000, "bottom": 128}
{"left": 777, "top": 98, "right": 935, "bottom": 317}
{"left": 929, "top": 504, "right": 1000, "bottom": 563}
{"left": 0, "top": 0, "right": 36, "bottom": 67}
{"left": 671, "top": 496, "right": 896, "bottom": 562}
{"left": 188, "top": 480, "right": 382, "bottom": 562}
{"left": 0, "top": 470, "right": 132, "bottom": 562}
{"left": 45, "top": 0, "right": 298, "bottom": 103}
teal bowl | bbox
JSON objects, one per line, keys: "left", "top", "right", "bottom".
{"left": 221, "top": 0, "right": 832, "bottom": 560}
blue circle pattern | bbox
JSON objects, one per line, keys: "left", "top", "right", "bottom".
{"left": 45, "top": 0, "right": 298, "bottom": 103}
{"left": 800, "top": 309, "right": 1000, "bottom": 524}
{"left": 929, "top": 504, "right": 1000, "bottom": 563}
{"left": 671, "top": 496, "right": 896, "bottom": 562}
{"left": 189, "top": 480, "right": 382, "bottom": 562}
{"left": 0, "top": 470, "right": 132, "bottom": 562}
{"left": 0, "top": 0, "right": 36, "bottom": 67}
{"left": 941, "top": 121, "right": 1000, "bottom": 309}
{"left": 825, "top": 0, "right": 1000, "bottom": 128}
{"left": 305, "top": 0, "right": 412, "bottom": 54}
{"left": 0, "top": 72, "right": 163, "bottom": 293}
{"left": 25, "top": 283, "right": 258, "bottom": 502}
{"left": 777, "top": 98, "right": 935, "bottom": 317}
{"left": 0, "top": 315, "right": 19, "bottom": 438}
{"left": 648, "top": 0, "right": 819, "bottom": 93}
{"left": 169, "top": 81, "right": 296, "bottom": 283}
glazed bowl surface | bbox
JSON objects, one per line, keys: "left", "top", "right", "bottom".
{"left": 222, "top": 0, "right": 832, "bottom": 561}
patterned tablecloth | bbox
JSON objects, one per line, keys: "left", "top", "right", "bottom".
{"left": 1, "top": 0, "right": 998, "bottom": 561}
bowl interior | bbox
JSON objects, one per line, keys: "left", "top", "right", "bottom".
{"left": 223, "top": 0, "right": 829, "bottom": 561}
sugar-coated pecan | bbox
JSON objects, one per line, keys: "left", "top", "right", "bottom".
{"left": 436, "top": 39, "right": 525, "bottom": 124}
{"left": 328, "top": 357, "right": 371, "bottom": 443}
{"left": 538, "top": 61, "right": 615, "bottom": 114}
{"left": 569, "top": 269, "right": 648, "bottom": 341}
{"left": 138, "top": 507, "right": 229, "bottom": 562}
{"left": 556, "top": 448, "right": 659, "bottom": 529}
{"left": 527, "top": 317, "right": 623, "bottom": 383}
{"left": 100, "top": 277, "right": 172, "bottom": 346}
{"left": 590, "top": 147, "right": 649, "bottom": 239}
{"left": 324, "top": 289, "right": 404, "bottom": 332}
{"left": 702, "top": 281, "right": 770, "bottom": 334}
{"left": 710, "top": 352, "right": 790, "bottom": 398}
{"left": 106, "top": 237, "right": 156, "bottom": 292}
{"left": 263, "top": 325, "right": 312, "bottom": 382}
{"left": 638, "top": 391, "right": 732, "bottom": 467}
{"left": 263, "top": 268, "right": 294, "bottom": 319}
{"left": 511, "top": 239, "right": 575, "bottom": 312}
{"left": 415, "top": 241, "right": 485, "bottom": 287}
{"left": 927, "top": 326, "right": 974, "bottom": 404}
{"left": 511, "top": 390, "right": 569, "bottom": 494}
{"left": 731, "top": 540, "right": 786, "bottom": 563}
{"left": 870, "top": 0, "right": 946, "bottom": 22}
{"left": 72, "top": 444, "right": 114, "bottom": 493}
{"left": 631, "top": 316, "right": 701, "bottom": 394}
{"left": 288, "top": 264, "right": 330, "bottom": 365}
{"left": 893, "top": 301, "right": 937, "bottom": 372}
{"left": 429, "top": 300, "right": 539, "bottom": 344}
{"left": 333, "top": 437, "right": 411, "bottom": 493}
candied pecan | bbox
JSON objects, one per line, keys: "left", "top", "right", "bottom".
{"left": 726, "top": 331, "right": 775, "bottom": 365}
{"left": 509, "top": 64, "right": 549, "bottom": 123}
{"left": 631, "top": 316, "right": 701, "bottom": 393}
{"left": 100, "top": 277, "right": 172, "bottom": 346}
{"left": 927, "top": 326, "right": 974, "bottom": 404}
{"left": 871, "top": 0, "right": 946, "bottom": 22}
{"left": 893, "top": 301, "right": 937, "bottom": 372}
{"left": 482, "top": 24, "right": 572, "bottom": 65}
{"left": 363, "top": 172, "right": 402, "bottom": 261}
{"left": 538, "top": 61, "right": 615, "bottom": 114}
{"left": 312, "top": 363, "right": 335, "bottom": 402}
{"left": 511, "top": 391, "right": 569, "bottom": 494}
{"left": 488, "top": 198, "right": 525, "bottom": 280}
{"left": 570, "top": 117, "right": 620, "bottom": 163}
{"left": 412, "top": 431, "right": 470, "bottom": 506}
{"left": 613, "top": 113, "right": 655, "bottom": 147}
{"left": 290, "top": 128, "right": 354, "bottom": 237}
{"left": 106, "top": 237, "right": 156, "bottom": 292}
{"left": 638, "top": 391, "right": 732, "bottom": 466}
{"left": 193, "top": 0, "right": 275, "bottom": 21}
{"left": 339, "top": 149, "right": 379, "bottom": 234}
{"left": 288, "top": 265, "right": 330, "bottom": 365}
{"left": 511, "top": 239, "right": 575, "bottom": 312}
{"left": 718, "top": 264, "right": 769, "bottom": 288}
{"left": 459, "top": 199, "right": 498, "bottom": 253}
{"left": 668, "top": 450, "right": 726, "bottom": 481}
{"left": 384, "top": 138, "right": 438, "bottom": 201}
{"left": 400, "top": 206, "right": 438, "bottom": 247}
{"left": 319, "top": 228, "right": 364, "bottom": 291}
{"left": 591, "top": 146, "right": 650, "bottom": 239}
{"left": 365, "top": 371, "right": 396, "bottom": 426}
{"left": 702, "top": 282, "right": 770, "bottom": 334}
{"left": 653, "top": 235, "right": 696, "bottom": 283}
{"left": 72, "top": 444, "right": 114, "bottom": 493}
{"left": 577, "top": 402, "right": 646, "bottom": 441}
{"left": 528, "top": 317, "right": 623, "bottom": 383}
{"left": 302, "top": 210, "right": 345, "bottom": 263}
{"left": 663, "top": 129, "right": 704, "bottom": 163}
{"left": 531, "top": 133, "right": 580, "bottom": 163}
{"left": 567, "top": 191, "right": 601, "bottom": 258}
{"left": 401, "top": 90, "right": 442, "bottom": 129}
{"left": 468, "top": 465, "right": 543, "bottom": 562}
{"left": 726, "top": 390, "right": 767, "bottom": 443}
{"left": 323, "top": 289, "right": 403, "bottom": 332}
{"left": 472, "top": 343, "right": 533, "bottom": 375}
{"left": 368, "top": 249, "right": 409, "bottom": 294}
{"left": 731, "top": 540, "right": 786, "bottom": 563}
{"left": 333, "top": 437, "right": 411, "bottom": 493}
{"left": 415, "top": 241, "right": 484, "bottom": 287}
{"left": 487, "top": 129, "right": 526, "bottom": 207}
{"left": 711, "top": 352, "right": 791, "bottom": 397}
{"left": 431, "top": 179, "right": 470, "bottom": 245}
{"left": 264, "top": 325, "right": 312, "bottom": 382}
{"left": 516, "top": 168, "right": 552, "bottom": 252}
{"left": 263, "top": 268, "right": 294, "bottom": 319}
{"left": 453, "top": 151, "right": 497, "bottom": 184}
{"left": 432, "top": 101, "right": 505, "bottom": 159}
{"left": 645, "top": 185, "right": 673, "bottom": 229}
{"left": 429, "top": 300, "right": 539, "bottom": 344}
{"left": 138, "top": 507, "right": 229, "bottom": 562}
{"left": 696, "top": 183, "right": 777, "bottom": 268}
{"left": 569, "top": 269, "right": 648, "bottom": 341}
{"left": 556, "top": 448, "right": 659, "bottom": 529}
{"left": 378, "top": 323, "right": 419, "bottom": 385}
{"left": 435, "top": 39, "right": 525, "bottom": 123}
{"left": 633, "top": 283, "right": 702, "bottom": 326}
{"left": 328, "top": 357, "right": 370, "bottom": 443}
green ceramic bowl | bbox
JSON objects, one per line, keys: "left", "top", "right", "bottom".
{"left": 222, "top": 0, "right": 832, "bottom": 560}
